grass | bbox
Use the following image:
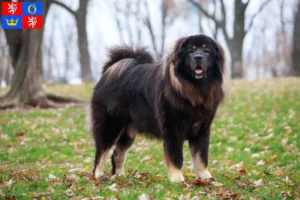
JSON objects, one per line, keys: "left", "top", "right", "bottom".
{"left": 0, "top": 78, "right": 299, "bottom": 199}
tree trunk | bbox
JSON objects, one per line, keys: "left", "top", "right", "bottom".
{"left": 229, "top": 40, "right": 244, "bottom": 78}
{"left": 76, "top": 0, "right": 93, "bottom": 82}
{"left": 292, "top": 1, "right": 300, "bottom": 76}
{"left": 229, "top": 0, "right": 246, "bottom": 78}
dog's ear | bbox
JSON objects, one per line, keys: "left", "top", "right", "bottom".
{"left": 172, "top": 37, "right": 189, "bottom": 62}
{"left": 213, "top": 40, "right": 225, "bottom": 73}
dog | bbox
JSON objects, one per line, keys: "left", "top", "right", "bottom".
{"left": 89, "top": 34, "right": 226, "bottom": 182}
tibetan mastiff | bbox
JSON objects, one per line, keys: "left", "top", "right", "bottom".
{"left": 89, "top": 34, "right": 226, "bottom": 182}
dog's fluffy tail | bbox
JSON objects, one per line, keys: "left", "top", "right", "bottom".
{"left": 102, "top": 46, "right": 155, "bottom": 74}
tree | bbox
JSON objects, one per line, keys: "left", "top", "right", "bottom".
{"left": 292, "top": 1, "right": 300, "bottom": 76}
{"left": 52, "top": 0, "right": 93, "bottom": 82}
{"left": 189, "top": 0, "right": 272, "bottom": 78}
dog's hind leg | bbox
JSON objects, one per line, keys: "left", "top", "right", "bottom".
{"left": 91, "top": 104, "right": 124, "bottom": 179}
{"left": 111, "top": 124, "right": 137, "bottom": 176}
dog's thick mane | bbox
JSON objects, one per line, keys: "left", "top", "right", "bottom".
{"left": 163, "top": 36, "right": 226, "bottom": 110}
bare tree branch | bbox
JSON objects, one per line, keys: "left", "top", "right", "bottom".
{"left": 125, "top": 0, "right": 134, "bottom": 46}
{"left": 51, "top": 0, "right": 77, "bottom": 16}
{"left": 190, "top": 0, "right": 230, "bottom": 43}
{"left": 144, "top": 0, "right": 158, "bottom": 56}
{"left": 189, "top": 0, "right": 219, "bottom": 22}
{"left": 161, "top": 0, "right": 167, "bottom": 57}
{"left": 113, "top": 0, "right": 125, "bottom": 43}
{"left": 244, "top": 0, "right": 251, "bottom": 8}
{"left": 219, "top": 0, "right": 227, "bottom": 22}
{"left": 217, "top": 0, "right": 231, "bottom": 42}
{"left": 135, "top": 0, "right": 142, "bottom": 44}
{"left": 246, "top": 0, "right": 273, "bottom": 32}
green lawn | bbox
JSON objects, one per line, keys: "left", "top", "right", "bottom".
{"left": 0, "top": 78, "right": 299, "bottom": 199}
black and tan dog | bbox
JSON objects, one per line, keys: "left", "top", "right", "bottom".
{"left": 88, "top": 34, "right": 226, "bottom": 182}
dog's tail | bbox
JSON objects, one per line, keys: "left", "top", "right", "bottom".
{"left": 102, "top": 46, "right": 155, "bottom": 74}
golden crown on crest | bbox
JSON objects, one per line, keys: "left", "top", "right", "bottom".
{"left": 6, "top": 18, "right": 18, "bottom": 26}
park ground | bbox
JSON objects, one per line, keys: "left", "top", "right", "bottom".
{"left": 0, "top": 78, "right": 299, "bottom": 199}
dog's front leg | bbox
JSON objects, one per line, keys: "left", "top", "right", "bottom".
{"left": 163, "top": 134, "right": 185, "bottom": 182}
{"left": 188, "top": 122, "right": 213, "bottom": 180}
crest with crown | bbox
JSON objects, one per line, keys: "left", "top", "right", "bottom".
{"left": 6, "top": 18, "right": 19, "bottom": 26}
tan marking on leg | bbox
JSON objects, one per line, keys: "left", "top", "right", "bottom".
{"left": 93, "top": 150, "right": 109, "bottom": 179}
{"left": 164, "top": 154, "right": 184, "bottom": 182}
{"left": 113, "top": 124, "right": 137, "bottom": 176}
{"left": 190, "top": 148, "right": 212, "bottom": 180}
{"left": 85, "top": 104, "right": 93, "bottom": 135}
{"left": 113, "top": 149, "right": 128, "bottom": 176}
{"left": 127, "top": 123, "right": 138, "bottom": 138}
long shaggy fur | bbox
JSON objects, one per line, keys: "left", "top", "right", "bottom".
{"left": 90, "top": 35, "right": 226, "bottom": 182}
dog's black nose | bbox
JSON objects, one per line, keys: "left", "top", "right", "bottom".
{"left": 194, "top": 54, "right": 203, "bottom": 61}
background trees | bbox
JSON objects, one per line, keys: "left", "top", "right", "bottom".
{"left": 0, "top": 0, "right": 299, "bottom": 108}
{"left": 292, "top": 1, "right": 300, "bottom": 76}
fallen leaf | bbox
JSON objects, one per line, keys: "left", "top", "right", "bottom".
{"left": 283, "top": 176, "right": 292, "bottom": 185}
{"left": 154, "top": 184, "right": 164, "bottom": 190}
{"left": 178, "top": 191, "right": 192, "bottom": 200}
{"left": 211, "top": 181, "right": 224, "bottom": 188}
{"left": 256, "top": 160, "right": 265, "bottom": 166}
{"left": 226, "top": 147, "right": 234, "bottom": 153}
{"left": 216, "top": 191, "right": 239, "bottom": 199}
{"left": 252, "top": 153, "right": 260, "bottom": 158}
{"left": 6, "top": 179, "right": 13, "bottom": 189}
{"left": 271, "top": 153, "right": 278, "bottom": 160}
{"left": 90, "top": 196, "right": 105, "bottom": 200}
{"left": 107, "top": 183, "right": 118, "bottom": 191}
{"left": 194, "top": 179, "right": 207, "bottom": 187}
{"left": 281, "top": 138, "right": 288, "bottom": 145}
{"left": 239, "top": 169, "right": 247, "bottom": 175}
{"left": 281, "top": 191, "right": 291, "bottom": 197}
{"left": 138, "top": 193, "right": 149, "bottom": 200}
{"left": 253, "top": 179, "right": 263, "bottom": 188}
{"left": 48, "top": 174, "right": 57, "bottom": 180}
{"left": 141, "top": 155, "right": 152, "bottom": 163}
{"left": 229, "top": 162, "right": 243, "bottom": 170}
{"left": 182, "top": 182, "right": 189, "bottom": 189}
{"left": 190, "top": 196, "right": 200, "bottom": 200}
{"left": 15, "top": 132, "right": 25, "bottom": 137}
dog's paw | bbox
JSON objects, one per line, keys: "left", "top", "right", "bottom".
{"left": 116, "top": 168, "right": 126, "bottom": 176}
{"left": 197, "top": 169, "right": 213, "bottom": 180}
{"left": 93, "top": 170, "right": 105, "bottom": 179}
{"left": 169, "top": 171, "right": 185, "bottom": 182}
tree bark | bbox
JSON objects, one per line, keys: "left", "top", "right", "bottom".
{"left": 229, "top": 0, "right": 246, "bottom": 78}
{"left": 160, "top": 0, "right": 167, "bottom": 58}
{"left": 76, "top": 0, "right": 93, "bottom": 82}
{"left": 228, "top": 40, "right": 244, "bottom": 78}
{"left": 52, "top": 0, "right": 93, "bottom": 82}
{"left": 292, "top": 1, "right": 300, "bottom": 76}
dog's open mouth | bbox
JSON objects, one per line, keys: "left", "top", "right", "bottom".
{"left": 194, "top": 67, "right": 204, "bottom": 79}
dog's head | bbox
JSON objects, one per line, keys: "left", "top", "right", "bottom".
{"left": 173, "top": 35, "right": 225, "bottom": 81}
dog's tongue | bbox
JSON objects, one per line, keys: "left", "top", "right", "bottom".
{"left": 195, "top": 69, "right": 203, "bottom": 74}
